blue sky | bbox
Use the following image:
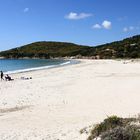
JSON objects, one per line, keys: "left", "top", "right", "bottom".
{"left": 0, "top": 0, "right": 140, "bottom": 51}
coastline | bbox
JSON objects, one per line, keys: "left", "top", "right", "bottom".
{"left": 0, "top": 59, "right": 140, "bottom": 139}
{"left": 1, "top": 59, "right": 79, "bottom": 74}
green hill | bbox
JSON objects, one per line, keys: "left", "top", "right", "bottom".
{"left": 93, "top": 35, "right": 140, "bottom": 59}
{"left": 0, "top": 42, "right": 91, "bottom": 58}
{"left": 0, "top": 35, "right": 140, "bottom": 59}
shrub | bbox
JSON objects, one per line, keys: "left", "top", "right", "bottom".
{"left": 101, "top": 125, "right": 140, "bottom": 140}
{"left": 87, "top": 116, "right": 140, "bottom": 140}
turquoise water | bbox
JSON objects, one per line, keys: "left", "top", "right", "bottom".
{"left": 0, "top": 59, "right": 71, "bottom": 74}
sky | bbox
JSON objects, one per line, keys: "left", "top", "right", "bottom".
{"left": 0, "top": 0, "right": 140, "bottom": 51}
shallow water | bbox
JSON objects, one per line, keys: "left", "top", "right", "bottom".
{"left": 0, "top": 59, "right": 71, "bottom": 74}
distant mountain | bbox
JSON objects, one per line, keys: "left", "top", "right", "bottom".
{"left": 0, "top": 35, "right": 140, "bottom": 59}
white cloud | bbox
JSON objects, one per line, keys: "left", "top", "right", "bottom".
{"left": 24, "top": 8, "right": 29, "bottom": 13}
{"left": 123, "top": 27, "right": 128, "bottom": 32}
{"left": 65, "top": 12, "right": 92, "bottom": 20}
{"left": 102, "top": 20, "right": 112, "bottom": 29}
{"left": 92, "top": 20, "right": 112, "bottom": 30}
{"left": 123, "top": 26, "right": 138, "bottom": 32}
{"left": 92, "top": 24, "right": 102, "bottom": 29}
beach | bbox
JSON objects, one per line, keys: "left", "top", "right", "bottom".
{"left": 0, "top": 59, "right": 140, "bottom": 140}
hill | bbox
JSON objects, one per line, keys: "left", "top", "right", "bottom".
{"left": 0, "top": 35, "right": 140, "bottom": 59}
{"left": 0, "top": 42, "right": 91, "bottom": 58}
{"left": 94, "top": 35, "right": 140, "bottom": 59}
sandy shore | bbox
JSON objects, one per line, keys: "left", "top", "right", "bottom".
{"left": 0, "top": 59, "right": 140, "bottom": 139}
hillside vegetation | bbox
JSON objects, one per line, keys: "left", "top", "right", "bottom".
{"left": 0, "top": 42, "right": 91, "bottom": 58}
{"left": 0, "top": 35, "right": 140, "bottom": 59}
{"left": 93, "top": 35, "right": 140, "bottom": 59}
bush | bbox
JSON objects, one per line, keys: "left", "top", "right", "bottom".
{"left": 101, "top": 126, "right": 140, "bottom": 140}
{"left": 87, "top": 116, "right": 140, "bottom": 140}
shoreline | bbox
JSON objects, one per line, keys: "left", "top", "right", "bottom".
{"left": 2, "top": 58, "right": 139, "bottom": 75}
{"left": 0, "top": 59, "right": 140, "bottom": 139}
{"left": 1, "top": 59, "right": 79, "bottom": 75}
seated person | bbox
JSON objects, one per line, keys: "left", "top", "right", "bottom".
{"left": 5, "top": 74, "right": 14, "bottom": 81}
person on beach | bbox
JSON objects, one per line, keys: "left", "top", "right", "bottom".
{"left": 1, "top": 71, "right": 4, "bottom": 80}
{"left": 5, "top": 74, "right": 14, "bottom": 81}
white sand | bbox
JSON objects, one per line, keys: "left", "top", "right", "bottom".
{"left": 0, "top": 59, "right": 140, "bottom": 139}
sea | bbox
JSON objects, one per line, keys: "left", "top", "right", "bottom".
{"left": 0, "top": 59, "right": 76, "bottom": 74}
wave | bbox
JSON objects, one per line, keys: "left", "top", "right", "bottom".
{"left": 5, "top": 60, "right": 72, "bottom": 74}
{"left": 59, "top": 61, "right": 71, "bottom": 66}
